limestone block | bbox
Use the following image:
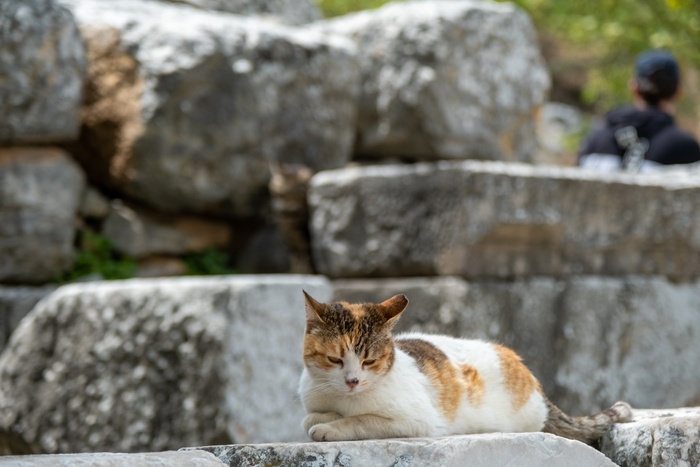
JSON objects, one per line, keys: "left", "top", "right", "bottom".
{"left": 0, "top": 451, "right": 226, "bottom": 467}
{"left": 0, "top": 276, "right": 331, "bottom": 454}
{"left": 79, "top": 186, "right": 111, "bottom": 220}
{"left": 59, "top": 0, "right": 359, "bottom": 218}
{"left": 159, "top": 0, "right": 322, "bottom": 25}
{"left": 310, "top": 161, "right": 700, "bottom": 279}
{"left": 601, "top": 407, "right": 700, "bottom": 467}
{"left": 0, "top": 148, "right": 86, "bottom": 284}
{"left": 192, "top": 433, "right": 616, "bottom": 466}
{"left": 332, "top": 276, "right": 700, "bottom": 416}
{"left": 0, "top": 286, "right": 55, "bottom": 353}
{"left": 312, "top": 1, "right": 550, "bottom": 161}
{"left": 0, "top": 0, "right": 86, "bottom": 143}
{"left": 102, "top": 201, "right": 231, "bottom": 258}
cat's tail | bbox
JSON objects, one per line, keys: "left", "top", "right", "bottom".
{"left": 542, "top": 399, "right": 633, "bottom": 444}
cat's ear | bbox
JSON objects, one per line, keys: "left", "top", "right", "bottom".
{"left": 303, "top": 290, "right": 326, "bottom": 330}
{"left": 379, "top": 294, "right": 408, "bottom": 328}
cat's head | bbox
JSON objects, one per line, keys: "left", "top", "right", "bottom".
{"left": 302, "top": 291, "right": 408, "bottom": 395}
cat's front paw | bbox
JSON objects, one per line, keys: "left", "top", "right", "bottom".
{"left": 309, "top": 423, "right": 347, "bottom": 442}
{"left": 303, "top": 412, "right": 342, "bottom": 432}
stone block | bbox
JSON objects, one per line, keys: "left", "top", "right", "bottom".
{"left": 60, "top": 0, "right": 359, "bottom": 218}
{"left": 0, "top": 0, "right": 86, "bottom": 143}
{"left": 0, "top": 276, "right": 331, "bottom": 453}
{"left": 0, "top": 286, "right": 55, "bottom": 353}
{"left": 601, "top": 407, "right": 700, "bottom": 467}
{"left": 312, "top": 1, "right": 550, "bottom": 161}
{"left": 0, "top": 451, "right": 226, "bottom": 467}
{"left": 159, "top": 0, "right": 321, "bottom": 25}
{"left": 310, "top": 161, "right": 700, "bottom": 279}
{"left": 192, "top": 433, "right": 616, "bottom": 466}
{"left": 0, "top": 148, "right": 85, "bottom": 284}
{"left": 102, "top": 201, "right": 231, "bottom": 258}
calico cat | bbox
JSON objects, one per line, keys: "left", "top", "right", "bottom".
{"left": 299, "top": 292, "right": 632, "bottom": 444}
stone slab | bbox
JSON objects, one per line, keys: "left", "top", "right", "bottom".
{"left": 190, "top": 433, "right": 616, "bottom": 466}
{"left": 310, "top": 161, "right": 700, "bottom": 279}
{"left": 0, "top": 451, "right": 225, "bottom": 467}
{"left": 601, "top": 407, "right": 700, "bottom": 467}
{"left": 0, "top": 276, "right": 331, "bottom": 454}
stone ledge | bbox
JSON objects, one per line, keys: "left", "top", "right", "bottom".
{"left": 0, "top": 450, "right": 225, "bottom": 467}
{"left": 309, "top": 161, "right": 700, "bottom": 280}
{"left": 186, "top": 433, "right": 616, "bottom": 467}
{"left": 601, "top": 407, "right": 700, "bottom": 467}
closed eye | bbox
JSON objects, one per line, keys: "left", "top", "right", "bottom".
{"left": 327, "top": 356, "right": 343, "bottom": 367}
{"left": 363, "top": 359, "right": 376, "bottom": 367}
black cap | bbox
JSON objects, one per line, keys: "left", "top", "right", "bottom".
{"left": 634, "top": 50, "right": 680, "bottom": 104}
{"left": 636, "top": 50, "right": 679, "bottom": 81}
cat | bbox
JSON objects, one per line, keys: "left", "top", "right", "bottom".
{"left": 298, "top": 292, "right": 632, "bottom": 444}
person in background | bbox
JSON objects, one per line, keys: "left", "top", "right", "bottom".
{"left": 578, "top": 49, "right": 700, "bottom": 172}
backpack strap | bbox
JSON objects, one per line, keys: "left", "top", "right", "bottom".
{"left": 615, "top": 126, "right": 649, "bottom": 173}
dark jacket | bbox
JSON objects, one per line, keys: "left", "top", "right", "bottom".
{"left": 578, "top": 106, "right": 700, "bottom": 166}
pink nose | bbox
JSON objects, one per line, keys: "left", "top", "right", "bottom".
{"left": 346, "top": 378, "right": 359, "bottom": 389}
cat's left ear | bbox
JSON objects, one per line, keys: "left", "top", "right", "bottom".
{"left": 303, "top": 290, "right": 326, "bottom": 331}
{"left": 379, "top": 294, "right": 409, "bottom": 328}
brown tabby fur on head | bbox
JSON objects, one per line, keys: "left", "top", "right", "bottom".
{"left": 302, "top": 292, "right": 406, "bottom": 386}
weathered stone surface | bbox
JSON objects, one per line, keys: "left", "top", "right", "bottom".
{"left": 193, "top": 433, "right": 616, "bottom": 466}
{"left": 0, "top": 276, "right": 331, "bottom": 453}
{"left": 0, "top": 0, "right": 85, "bottom": 143}
{"left": 232, "top": 223, "right": 293, "bottom": 274}
{"left": 313, "top": 1, "right": 549, "bottom": 161}
{"left": 79, "top": 186, "right": 111, "bottom": 220}
{"left": 0, "top": 451, "right": 226, "bottom": 467}
{"left": 0, "top": 148, "right": 86, "bottom": 284}
{"left": 135, "top": 256, "right": 188, "bottom": 278}
{"left": 535, "top": 102, "right": 582, "bottom": 166}
{"left": 601, "top": 407, "right": 700, "bottom": 467}
{"left": 310, "top": 161, "right": 700, "bottom": 279}
{"left": 0, "top": 286, "right": 55, "bottom": 354}
{"left": 160, "top": 0, "right": 321, "bottom": 25}
{"left": 102, "top": 201, "right": 231, "bottom": 258}
{"left": 60, "top": 0, "right": 359, "bottom": 218}
{"left": 332, "top": 276, "right": 700, "bottom": 416}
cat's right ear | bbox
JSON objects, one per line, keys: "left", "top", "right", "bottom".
{"left": 303, "top": 290, "right": 326, "bottom": 331}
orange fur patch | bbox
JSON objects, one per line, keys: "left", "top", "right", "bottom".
{"left": 343, "top": 302, "right": 367, "bottom": 321}
{"left": 495, "top": 344, "right": 537, "bottom": 410}
{"left": 397, "top": 339, "right": 462, "bottom": 420}
{"left": 304, "top": 335, "right": 341, "bottom": 369}
{"left": 460, "top": 364, "right": 485, "bottom": 406}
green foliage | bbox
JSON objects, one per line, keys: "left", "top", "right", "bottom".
{"left": 504, "top": 0, "right": 700, "bottom": 112}
{"left": 184, "top": 248, "right": 235, "bottom": 276}
{"left": 60, "top": 230, "right": 137, "bottom": 282}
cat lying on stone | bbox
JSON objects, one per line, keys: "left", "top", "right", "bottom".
{"left": 299, "top": 292, "right": 632, "bottom": 444}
